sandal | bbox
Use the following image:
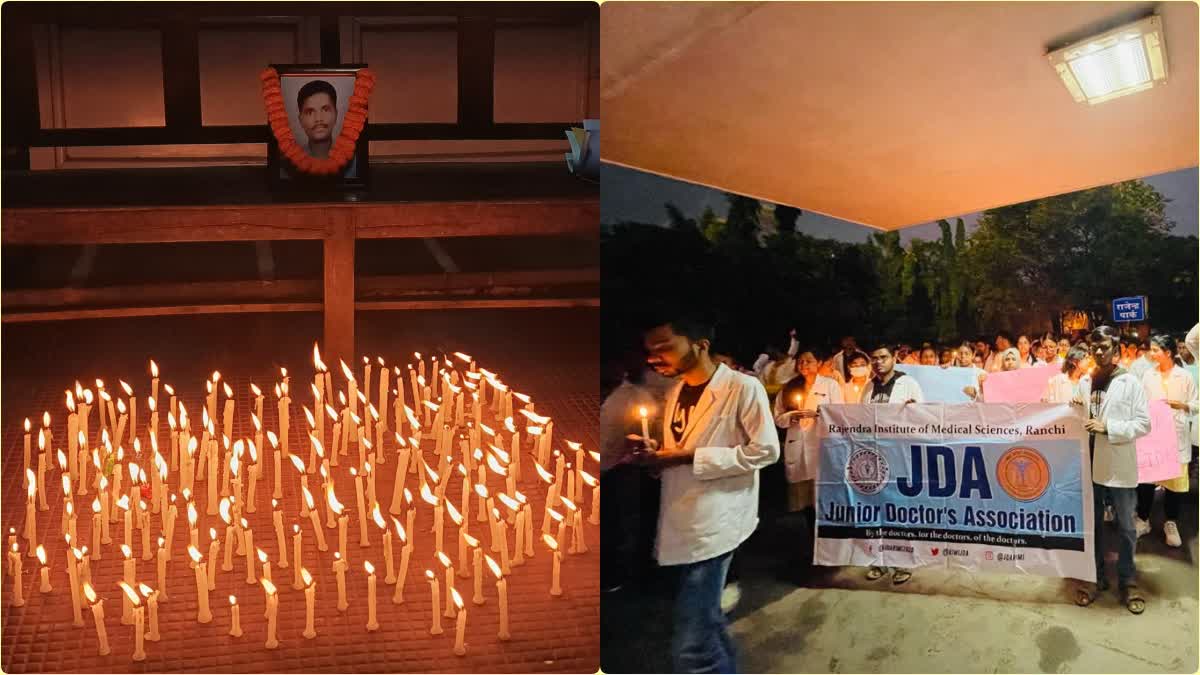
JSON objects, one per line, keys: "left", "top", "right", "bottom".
{"left": 892, "top": 569, "right": 913, "bottom": 585}
{"left": 1075, "top": 583, "right": 1099, "bottom": 607}
{"left": 1121, "top": 585, "right": 1145, "bottom": 615}
{"left": 865, "top": 566, "right": 887, "bottom": 581}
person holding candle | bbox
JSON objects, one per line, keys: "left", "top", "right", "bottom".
{"left": 632, "top": 317, "right": 779, "bottom": 674}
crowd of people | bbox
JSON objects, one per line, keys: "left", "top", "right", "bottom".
{"left": 601, "top": 318, "right": 1199, "bottom": 673}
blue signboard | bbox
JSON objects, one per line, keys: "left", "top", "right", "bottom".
{"left": 1112, "top": 296, "right": 1147, "bottom": 323}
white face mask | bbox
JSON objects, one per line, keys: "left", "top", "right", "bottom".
{"left": 849, "top": 365, "right": 871, "bottom": 379}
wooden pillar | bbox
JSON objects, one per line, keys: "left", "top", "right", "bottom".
{"left": 323, "top": 212, "right": 355, "bottom": 366}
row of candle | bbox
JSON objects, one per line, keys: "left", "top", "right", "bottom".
{"left": 9, "top": 347, "right": 595, "bottom": 662}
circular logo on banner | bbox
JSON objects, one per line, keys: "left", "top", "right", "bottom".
{"left": 845, "top": 448, "right": 890, "bottom": 495}
{"left": 996, "top": 446, "right": 1051, "bottom": 501}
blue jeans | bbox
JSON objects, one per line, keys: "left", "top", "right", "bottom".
{"left": 672, "top": 550, "right": 737, "bottom": 674}
{"left": 1093, "top": 484, "right": 1137, "bottom": 587}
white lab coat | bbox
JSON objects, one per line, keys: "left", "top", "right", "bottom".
{"left": 1090, "top": 372, "right": 1152, "bottom": 488}
{"left": 655, "top": 364, "right": 780, "bottom": 566}
{"left": 1141, "top": 366, "right": 1199, "bottom": 464}
{"left": 862, "top": 373, "right": 925, "bottom": 404}
{"left": 773, "top": 375, "right": 844, "bottom": 483}
{"left": 1043, "top": 373, "right": 1091, "bottom": 406}
{"left": 753, "top": 337, "right": 799, "bottom": 392}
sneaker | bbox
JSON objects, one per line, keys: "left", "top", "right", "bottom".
{"left": 1104, "top": 505, "right": 1115, "bottom": 523}
{"left": 1164, "top": 520, "right": 1182, "bottom": 548}
{"left": 1135, "top": 517, "right": 1151, "bottom": 538}
{"left": 720, "top": 582, "right": 741, "bottom": 614}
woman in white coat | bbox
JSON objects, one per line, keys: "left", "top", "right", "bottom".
{"left": 773, "top": 354, "right": 844, "bottom": 514}
{"left": 841, "top": 351, "right": 872, "bottom": 403}
{"left": 1042, "top": 345, "right": 1092, "bottom": 407}
{"left": 1135, "top": 335, "right": 1198, "bottom": 547}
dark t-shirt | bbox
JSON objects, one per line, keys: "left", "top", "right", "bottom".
{"left": 671, "top": 377, "right": 713, "bottom": 444}
{"left": 869, "top": 373, "right": 900, "bottom": 404}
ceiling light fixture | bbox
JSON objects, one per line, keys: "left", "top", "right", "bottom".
{"left": 1047, "top": 15, "right": 1168, "bottom": 105}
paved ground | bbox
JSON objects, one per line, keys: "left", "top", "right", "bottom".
{"left": 2, "top": 309, "right": 599, "bottom": 673}
{"left": 602, "top": 473, "right": 1198, "bottom": 674}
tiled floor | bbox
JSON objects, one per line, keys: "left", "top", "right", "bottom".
{"left": 2, "top": 309, "right": 600, "bottom": 673}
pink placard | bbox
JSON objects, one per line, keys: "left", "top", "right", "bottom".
{"left": 981, "top": 365, "right": 1059, "bottom": 403}
{"left": 1136, "top": 399, "right": 1183, "bottom": 483}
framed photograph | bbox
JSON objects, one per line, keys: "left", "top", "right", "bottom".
{"left": 266, "top": 64, "right": 370, "bottom": 192}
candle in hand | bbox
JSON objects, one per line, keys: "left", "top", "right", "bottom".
{"left": 82, "top": 582, "right": 111, "bottom": 655}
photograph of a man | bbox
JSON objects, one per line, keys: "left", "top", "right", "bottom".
{"left": 279, "top": 72, "right": 361, "bottom": 180}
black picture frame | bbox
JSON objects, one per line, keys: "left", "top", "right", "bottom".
{"left": 266, "top": 64, "right": 370, "bottom": 194}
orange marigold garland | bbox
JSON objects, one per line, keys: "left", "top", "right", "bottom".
{"left": 260, "top": 67, "right": 376, "bottom": 176}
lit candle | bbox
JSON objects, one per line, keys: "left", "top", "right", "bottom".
{"left": 24, "top": 471, "right": 37, "bottom": 548}
{"left": 188, "top": 546, "right": 212, "bottom": 623}
{"left": 246, "top": 441, "right": 259, "bottom": 513}
{"left": 269, "top": 430, "right": 283, "bottom": 500}
{"left": 353, "top": 468, "right": 369, "bottom": 547}
{"left": 486, "top": 555, "right": 511, "bottom": 640}
{"left": 228, "top": 595, "right": 243, "bottom": 637}
{"left": 438, "top": 551, "right": 456, "bottom": 618}
{"left": 545, "top": 534, "right": 563, "bottom": 596}
{"left": 10, "top": 544, "right": 24, "bottom": 607}
{"left": 375, "top": 506, "right": 394, "bottom": 583}
{"left": 22, "top": 419, "right": 30, "bottom": 489}
{"left": 121, "top": 544, "right": 136, "bottom": 624}
{"left": 149, "top": 359, "right": 160, "bottom": 409}
{"left": 270, "top": 500, "right": 289, "bottom": 569}
{"left": 243, "top": 519, "right": 257, "bottom": 585}
{"left": 292, "top": 525, "right": 304, "bottom": 590}
{"left": 141, "top": 506, "right": 153, "bottom": 561}
{"left": 364, "top": 560, "right": 379, "bottom": 631}
{"left": 298, "top": 567, "right": 316, "bottom": 639}
{"left": 91, "top": 498, "right": 103, "bottom": 560}
{"left": 140, "top": 584, "right": 160, "bottom": 642}
{"left": 583, "top": 471, "right": 600, "bottom": 525}
{"left": 82, "top": 583, "right": 110, "bottom": 655}
{"left": 452, "top": 588, "right": 467, "bottom": 656}
{"left": 333, "top": 552, "right": 348, "bottom": 611}
{"left": 328, "top": 485, "right": 348, "bottom": 564}
{"left": 258, "top": 549, "right": 271, "bottom": 586}
{"left": 390, "top": 438, "right": 411, "bottom": 516}
{"left": 393, "top": 521, "right": 411, "bottom": 604}
{"left": 426, "top": 570, "right": 443, "bottom": 635}
{"left": 468, "top": 535, "right": 484, "bottom": 605}
{"left": 66, "top": 544, "right": 84, "bottom": 626}
{"left": 303, "top": 487, "right": 328, "bottom": 551}
{"left": 262, "top": 578, "right": 279, "bottom": 649}
{"left": 156, "top": 537, "right": 168, "bottom": 601}
{"left": 35, "top": 545, "right": 51, "bottom": 593}
{"left": 119, "top": 582, "right": 146, "bottom": 661}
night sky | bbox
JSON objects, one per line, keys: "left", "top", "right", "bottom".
{"left": 601, "top": 164, "right": 1199, "bottom": 244}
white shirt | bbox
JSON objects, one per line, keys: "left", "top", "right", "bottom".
{"left": 1090, "top": 372, "right": 1152, "bottom": 488}
{"left": 1043, "top": 373, "right": 1091, "bottom": 406}
{"left": 1186, "top": 324, "right": 1199, "bottom": 362}
{"left": 1141, "top": 366, "right": 1199, "bottom": 463}
{"left": 656, "top": 364, "right": 780, "bottom": 566}
{"left": 773, "top": 375, "right": 844, "bottom": 483}
{"left": 862, "top": 372, "right": 925, "bottom": 404}
{"left": 753, "top": 337, "right": 799, "bottom": 391}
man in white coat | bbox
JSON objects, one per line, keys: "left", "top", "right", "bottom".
{"left": 636, "top": 317, "right": 779, "bottom": 674}
{"left": 1077, "top": 326, "right": 1151, "bottom": 614}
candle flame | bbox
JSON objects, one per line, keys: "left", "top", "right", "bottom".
{"left": 404, "top": 488, "right": 413, "bottom": 505}
{"left": 83, "top": 582, "right": 98, "bottom": 603}
{"left": 35, "top": 545, "right": 46, "bottom": 564}
{"left": 364, "top": 560, "right": 375, "bottom": 575}
{"left": 120, "top": 380, "right": 133, "bottom": 397}
{"left": 464, "top": 532, "right": 479, "bottom": 549}
{"left": 66, "top": 390, "right": 76, "bottom": 412}
{"left": 513, "top": 392, "right": 531, "bottom": 405}
{"left": 92, "top": 498, "right": 101, "bottom": 514}
{"left": 187, "top": 502, "right": 198, "bottom": 526}
{"left": 219, "top": 498, "right": 231, "bottom": 525}
{"left": 534, "top": 463, "right": 553, "bottom": 483}
{"left": 150, "top": 360, "right": 159, "bottom": 378}
{"left": 261, "top": 578, "right": 277, "bottom": 596}
{"left": 248, "top": 440, "right": 258, "bottom": 463}
{"left": 313, "top": 343, "right": 327, "bottom": 372}
{"left": 498, "top": 493, "right": 519, "bottom": 512}
{"left": 420, "top": 482, "right": 438, "bottom": 506}
{"left": 290, "top": 454, "right": 306, "bottom": 474}
{"left": 487, "top": 454, "right": 508, "bottom": 476}
{"left": 139, "top": 583, "right": 152, "bottom": 597}
{"left": 188, "top": 437, "right": 199, "bottom": 455}
{"left": 327, "top": 486, "right": 343, "bottom": 514}
{"left": 581, "top": 470, "right": 597, "bottom": 487}
{"left": 165, "top": 384, "right": 175, "bottom": 396}
{"left": 188, "top": 546, "right": 202, "bottom": 563}
{"left": 251, "top": 413, "right": 262, "bottom": 432}
{"left": 475, "top": 484, "right": 488, "bottom": 498}
{"left": 392, "top": 517, "right": 406, "bottom": 543}
{"left": 446, "top": 501, "right": 463, "bottom": 525}
{"left": 425, "top": 569, "right": 434, "bottom": 581}
{"left": 275, "top": 384, "right": 282, "bottom": 399}
{"left": 119, "top": 581, "right": 141, "bottom": 606}
{"left": 229, "top": 595, "right": 237, "bottom": 605}
{"left": 210, "top": 527, "right": 217, "bottom": 540}
{"left": 560, "top": 496, "right": 577, "bottom": 512}
{"left": 519, "top": 409, "right": 551, "bottom": 425}
{"left": 84, "top": 389, "right": 93, "bottom": 405}
{"left": 547, "top": 509, "right": 564, "bottom": 523}
{"left": 211, "top": 371, "right": 221, "bottom": 384}
{"left": 266, "top": 430, "right": 278, "bottom": 448}
{"left": 485, "top": 554, "right": 501, "bottom": 578}
{"left": 293, "top": 524, "right": 300, "bottom": 534}
{"left": 340, "top": 360, "right": 355, "bottom": 382}
{"left": 240, "top": 517, "right": 249, "bottom": 530}
{"left": 325, "top": 404, "right": 338, "bottom": 421}
{"left": 542, "top": 534, "right": 559, "bottom": 551}
{"left": 257, "top": 549, "right": 267, "bottom": 564}
{"left": 25, "top": 470, "right": 35, "bottom": 498}
{"left": 121, "top": 544, "right": 132, "bottom": 559}
{"left": 451, "top": 587, "right": 463, "bottom": 609}
{"left": 301, "top": 568, "right": 313, "bottom": 586}
{"left": 437, "top": 551, "right": 451, "bottom": 568}
{"left": 372, "top": 504, "right": 385, "bottom": 529}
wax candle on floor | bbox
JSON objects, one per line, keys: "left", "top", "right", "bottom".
{"left": 365, "top": 561, "right": 379, "bottom": 631}
{"left": 393, "top": 523, "right": 411, "bottom": 604}
{"left": 119, "top": 582, "right": 147, "bottom": 662}
{"left": 302, "top": 568, "right": 317, "bottom": 638}
{"left": 188, "top": 546, "right": 212, "bottom": 623}
{"left": 544, "top": 534, "right": 563, "bottom": 596}
{"left": 438, "top": 551, "right": 456, "bottom": 619}
{"left": 35, "top": 545, "right": 50, "bottom": 593}
{"left": 140, "top": 584, "right": 160, "bottom": 641}
{"left": 469, "top": 536, "right": 484, "bottom": 605}
{"left": 333, "top": 553, "right": 348, "bottom": 611}
{"left": 303, "top": 487, "right": 328, "bottom": 551}
{"left": 426, "top": 570, "right": 443, "bottom": 635}
{"left": 82, "top": 583, "right": 110, "bottom": 655}
{"left": 228, "top": 595, "right": 243, "bottom": 637}
{"left": 120, "top": 545, "right": 135, "bottom": 624}
{"left": 156, "top": 537, "right": 168, "bottom": 601}
{"left": 452, "top": 588, "right": 467, "bottom": 656}
{"left": 262, "top": 578, "right": 279, "bottom": 649}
